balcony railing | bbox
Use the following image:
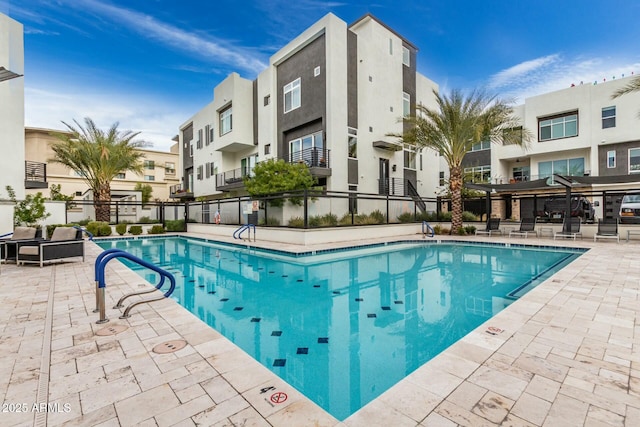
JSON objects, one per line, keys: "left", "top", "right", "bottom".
{"left": 288, "top": 147, "right": 330, "bottom": 169}
{"left": 215, "top": 167, "right": 253, "bottom": 190}
{"left": 25, "top": 161, "right": 47, "bottom": 189}
{"left": 169, "top": 184, "right": 193, "bottom": 199}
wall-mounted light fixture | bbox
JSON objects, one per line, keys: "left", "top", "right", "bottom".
{"left": 392, "top": 164, "right": 397, "bottom": 172}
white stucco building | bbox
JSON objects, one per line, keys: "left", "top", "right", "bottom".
{"left": 176, "top": 13, "right": 440, "bottom": 205}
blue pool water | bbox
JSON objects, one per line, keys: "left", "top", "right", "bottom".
{"left": 97, "top": 237, "right": 583, "bottom": 420}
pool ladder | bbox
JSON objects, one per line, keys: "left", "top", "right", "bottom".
{"left": 422, "top": 221, "right": 435, "bottom": 238}
{"left": 94, "top": 249, "right": 176, "bottom": 324}
{"left": 233, "top": 223, "right": 256, "bottom": 241}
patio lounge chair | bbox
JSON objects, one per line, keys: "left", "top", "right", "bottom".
{"left": 1, "top": 226, "right": 42, "bottom": 262}
{"left": 509, "top": 217, "right": 538, "bottom": 238}
{"left": 594, "top": 218, "right": 619, "bottom": 243}
{"left": 475, "top": 218, "right": 502, "bottom": 236}
{"left": 16, "top": 227, "right": 84, "bottom": 267}
{"left": 554, "top": 217, "right": 582, "bottom": 240}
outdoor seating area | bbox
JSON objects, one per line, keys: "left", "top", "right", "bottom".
{"left": 0, "top": 226, "right": 42, "bottom": 262}
{"left": 15, "top": 226, "right": 84, "bottom": 267}
{"left": 594, "top": 218, "right": 620, "bottom": 242}
{"left": 475, "top": 217, "right": 502, "bottom": 236}
{"left": 508, "top": 217, "right": 538, "bottom": 238}
{"left": 554, "top": 217, "right": 583, "bottom": 240}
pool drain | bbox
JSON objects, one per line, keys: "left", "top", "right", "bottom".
{"left": 152, "top": 339, "right": 187, "bottom": 354}
{"left": 95, "top": 325, "right": 128, "bottom": 336}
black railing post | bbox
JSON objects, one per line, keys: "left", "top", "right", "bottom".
{"left": 115, "top": 201, "right": 119, "bottom": 224}
{"left": 160, "top": 202, "right": 165, "bottom": 227}
{"left": 386, "top": 193, "right": 390, "bottom": 223}
{"left": 303, "top": 189, "right": 309, "bottom": 229}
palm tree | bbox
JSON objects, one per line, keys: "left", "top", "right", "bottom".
{"left": 612, "top": 75, "right": 640, "bottom": 98}
{"left": 50, "top": 118, "right": 148, "bottom": 222}
{"left": 393, "top": 89, "right": 529, "bottom": 233}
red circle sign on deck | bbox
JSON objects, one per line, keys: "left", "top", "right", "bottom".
{"left": 270, "top": 392, "right": 288, "bottom": 404}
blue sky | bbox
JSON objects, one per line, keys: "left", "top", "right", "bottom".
{"left": 3, "top": 0, "right": 640, "bottom": 151}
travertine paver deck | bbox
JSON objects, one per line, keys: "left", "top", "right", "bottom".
{"left": 0, "top": 232, "right": 639, "bottom": 426}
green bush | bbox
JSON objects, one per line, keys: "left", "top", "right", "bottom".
{"left": 397, "top": 212, "right": 415, "bottom": 223}
{"left": 368, "top": 209, "right": 385, "bottom": 224}
{"left": 462, "top": 211, "right": 479, "bottom": 222}
{"left": 148, "top": 225, "right": 165, "bottom": 234}
{"left": 86, "top": 221, "right": 112, "bottom": 237}
{"left": 115, "top": 223, "right": 127, "bottom": 235}
{"left": 464, "top": 225, "right": 477, "bottom": 235}
{"left": 137, "top": 216, "right": 154, "bottom": 224}
{"left": 338, "top": 213, "right": 354, "bottom": 225}
{"left": 264, "top": 216, "right": 280, "bottom": 226}
{"left": 129, "top": 225, "right": 143, "bottom": 235}
{"left": 76, "top": 218, "right": 91, "bottom": 226}
{"left": 308, "top": 213, "right": 338, "bottom": 227}
{"left": 287, "top": 217, "right": 304, "bottom": 228}
{"left": 98, "top": 224, "right": 112, "bottom": 236}
{"left": 165, "top": 219, "right": 185, "bottom": 232}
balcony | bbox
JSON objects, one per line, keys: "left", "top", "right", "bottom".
{"left": 169, "top": 184, "right": 194, "bottom": 199}
{"left": 24, "top": 161, "right": 47, "bottom": 189}
{"left": 215, "top": 167, "right": 253, "bottom": 192}
{"left": 288, "top": 147, "right": 331, "bottom": 177}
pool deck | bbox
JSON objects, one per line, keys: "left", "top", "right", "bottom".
{"left": 1, "top": 232, "right": 639, "bottom": 426}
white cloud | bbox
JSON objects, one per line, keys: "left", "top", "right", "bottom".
{"left": 487, "top": 54, "right": 640, "bottom": 103}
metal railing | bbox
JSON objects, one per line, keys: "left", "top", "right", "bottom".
{"left": 288, "top": 147, "right": 330, "bottom": 168}
{"left": 94, "top": 249, "right": 176, "bottom": 323}
{"left": 215, "top": 166, "right": 254, "bottom": 189}
{"left": 233, "top": 224, "right": 256, "bottom": 241}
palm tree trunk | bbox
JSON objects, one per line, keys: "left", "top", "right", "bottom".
{"left": 94, "top": 185, "right": 111, "bottom": 223}
{"left": 449, "top": 165, "right": 463, "bottom": 233}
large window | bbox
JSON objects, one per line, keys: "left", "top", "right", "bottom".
{"left": 402, "top": 46, "right": 410, "bottom": 66}
{"left": 144, "top": 175, "right": 155, "bottom": 181}
{"left": 464, "top": 165, "right": 491, "bottom": 183}
{"left": 512, "top": 166, "right": 530, "bottom": 182}
{"left": 471, "top": 140, "right": 491, "bottom": 151}
{"left": 402, "top": 92, "right": 410, "bottom": 117}
{"left": 219, "top": 106, "right": 232, "bottom": 135}
{"left": 165, "top": 162, "right": 175, "bottom": 175}
{"left": 602, "top": 106, "right": 616, "bottom": 129}
{"left": 404, "top": 145, "right": 416, "bottom": 169}
{"left": 241, "top": 155, "right": 257, "bottom": 176}
{"left": 539, "top": 158, "right": 584, "bottom": 179}
{"left": 607, "top": 151, "right": 616, "bottom": 168}
{"left": 348, "top": 127, "right": 357, "bottom": 158}
{"left": 284, "top": 78, "right": 301, "bottom": 113}
{"left": 289, "top": 131, "right": 323, "bottom": 165}
{"left": 539, "top": 112, "right": 578, "bottom": 141}
{"left": 115, "top": 172, "right": 126, "bottom": 179}
{"left": 144, "top": 160, "right": 155, "bottom": 170}
{"left": 629, "top": 148, "right": 640, "bottom": 174}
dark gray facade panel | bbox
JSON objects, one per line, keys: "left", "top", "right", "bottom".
{"left": 253, "top": 79, "right": 258, "bottom": 145}
{"left": 404, "top": 168, "right": 417, "bottom": 187}
{"left": 402, "top": 43, "right": 417, "bottom": 135}
{"left": 277, "top": 34, "right": 327, "bottom": 159}
{"left": 462, "top": 150, "right": 491, "bottom": 168}
{"left": 348, "top": 158, "right": 358, "bottom": 184}
{"left": 347, "top": 30, "right": 358, "bottom": 129}
{"left": 181, "top": 123, "right": 193, "bottom": 171}
{"left": 282, "top": 119, "right": 323, "bottom": 144}
{"left": 598, "top": 140, "right": 640, "bottom": 176}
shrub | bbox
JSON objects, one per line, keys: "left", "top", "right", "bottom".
{"left": 148, "top": 225, "right": 165, "bottom": 234}
{"left": 456, "top": 227, "right": 467, "bottom": 235}
{"left": 464, "top": 225, "right": 477, "bottom": 235}
{"left": 165, "top": 219, "right": 185, "bottom": 232}
{"left": 287, "top": 217, "right": 304, "bottom": 228}
{"left": 137, "top": 216, "right": 154, "bottom": 224}
{"left": 355, "top": 214, "right": 380, "bottom": 225}
{"left": 129, "top": 225, "right": 143, "bottom": 235}
{"left": 338, "top": 213, "right": 354, "bottom": 225}
{"left": 98, "top": 224, "right": 112, "bottom": 236}
{"left": 76, "top": 218, "right": 91, "bottom": 226}
{"left": 264, "top": 216, "right": 280, "bottom": 226}
{"left": 433, "top": 224, "right": 451, "bottom": 235}
{"left": 462, "top": 211, "right": 479, "bottom": 222}
{"left": 397, "top": 212, "right": 415, "bottom": 223}
{"left": 369, "top": 209, "right": 385, "bottom": 224}
{"left": 308, "top": 213, "right": 338, "bottom": 227}
{"left": 115, "top": 223, "right": 127, "bottom": 235}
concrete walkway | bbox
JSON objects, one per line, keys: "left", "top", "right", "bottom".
{"left": 0, "top": 233, "right": 639, "bottom": 426}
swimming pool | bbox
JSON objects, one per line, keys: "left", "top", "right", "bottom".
{"left": 97, "top": 237, "right": 584, "bottom": 420}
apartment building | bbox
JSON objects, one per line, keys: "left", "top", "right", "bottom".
{"left": 24, "top": 127, "right": 181, "bottom": 201}
{"left": 0, "top": 13, "right": 25, "bottom": 200}
{"left": 176, "top": 13, "right": 440, "bottom": 202}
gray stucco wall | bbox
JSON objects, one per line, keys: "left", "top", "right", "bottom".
{"left": 598, "top": 140, "right": 640, "bottom": 176}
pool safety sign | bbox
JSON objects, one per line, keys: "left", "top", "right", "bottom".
{"left": 260, "top": 386, "right": 288, "bottom": 406}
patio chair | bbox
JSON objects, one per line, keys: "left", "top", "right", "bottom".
{"left": 509, "top": 217, "right": 538, "bottom": 238}
{"left": 475, "top": 217, "right": 502, "bottom": 236}
{"left": 16, "top": 227, "right": 84, "bottom": 267}
{"left": 1, "top": 226, "right": 42, "bottom": 262}
{"left": 594, "top": 218, "right": 619, "bottom": 243}
{"left": 554, "top": 217, "right": 582, "bottom": 240}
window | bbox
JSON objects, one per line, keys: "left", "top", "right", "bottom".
{"left": 402, "top": 46, "right": 410, "bottom": 66}
{"left": 471, "top": 140, "right": 491, "bottom": 151}
{"left": 348, "top": 127, "right": 357, "bottom": 158}
{"left": 144, "top": 175, "right": 155, "bottom": 181}
{"left": 165, "top": 162, "right": 175, "bottom": 175}
{"left": 539, "top": 158, "right": 585, "bottom": 179}
{"left": 189, "top": 141, "right": 193, "bottom": 157}
{"left": 241, "top": 155, "right": 257, "bottom": 177}
{"left": 602, "top": 106, "right": 616, "bottom": 129}
{"left": 284, "top": 78, "right": 301, "bottom": 113}
{"left": 464, "top": 165, "right": 491, "bottom": 183}
{"left": 389, "top": 38, "right": 393, "bottom": 55}
{"left": 144, "top": 160, "right": 155, "bottom": 170}
{"left": 196, "top": 165, "right": 203, "bottom": 180}
{"left": 404, "top": 145, "right": 416, "bottom": 169}
{"left": 607, "top": 150, "right": 616, "bottom": 168}
{"left": 196, "top": 129, "right": 203, "bottom": 149}
{"left": 264, "top": 144, "right": 271, "bottom": 155}
{"left": 115, "top": 173, "right": 126, "bottom": 179}
{"left": 209, "top": 126, "right": 215, "bottom": 142}
{"left": 289, "top": 131, "right": 323, "bottom": 165}
{"left": 264, "top": 95, "right": 270, "bottom": 106}
{"left": 419, "top": 154, "right": 423, "bottom": 171}
{"left": 219, "top": 106, "right": 232, "bottom": 135}
{"left": 402, "top": 92, "right": 410, "bottom": 117}
{"left": 512, "top": 166, "right": 530, "bottom": 182}
{"left": 314, "top": 66, "right": 320, "bottom": 77}
{"left": 205, "top": 125, "right": 211, "bottom": 146}
{"left": 539, "top": 112, "right": 578, "bottom": 141}
{"left": 348, "top": 185, "right": 358, "bottom": 214}
{"left": 75, "top": 191, "right": 82, "bottom": 196}
{"left": 209, "top": 162, "right": 216, "bottom": 177}
{"left": 439, "top": 172, "right": 445, "bottom": 187}
{"left": 629, "top": 148, "right": 640, "bottom": 174}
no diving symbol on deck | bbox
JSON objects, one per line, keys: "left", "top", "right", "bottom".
{"left": 270, "top": 392, "right": 288, "bottom": 404}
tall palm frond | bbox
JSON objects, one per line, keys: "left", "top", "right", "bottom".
{"left": 612, "top": 75, "right": 640, "bottom": 98}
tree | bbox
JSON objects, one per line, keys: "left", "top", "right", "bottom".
{"left": 243, "top": 159, "right": 316, "bottom": 207}
{"left": 5, "top": 185, "right": 50, "bottom": 227}
{"left": 134, "top": 182, "right": 153, "bottom": 206}
{"left": 49, "top": 184, "right": 76, "bottom": 209}
{"left": 612, "top": 75, "right": 640, "bottom": 116}
{"left": 392, "top": 89, "right": 530, "bottom": 233}
{"left": 50, "top": 118, "right": 148, "bottom": 222}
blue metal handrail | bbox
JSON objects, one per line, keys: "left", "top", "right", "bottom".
{"left": 233, "top": 223, "right": 256, "bottom": 241}
{"left": 94, "top": 249, "right": 176, "bottom": 323}
{"left": 422, "top": 221, "right": 435, "bottom": 238}
{"left": 73, "top": 225, "right": 94, "bottom": 240}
